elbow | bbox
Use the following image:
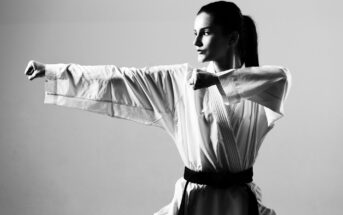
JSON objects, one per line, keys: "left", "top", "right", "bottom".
{"left": 263, "top": 65, "right": 292, "bottom": 96}
{"left": 277, "top": 66, "right": 292, "bottom": 100}
{"left": 278, "top": 66, "right": 291, "bottom": 83}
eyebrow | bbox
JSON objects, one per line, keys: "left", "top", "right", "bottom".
{"left": 194, "top": 26, "right": 213, "bottom": 32}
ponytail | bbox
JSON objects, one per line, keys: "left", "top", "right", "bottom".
{"left": 239, "top": 15, "right": 259, "bottom": 67}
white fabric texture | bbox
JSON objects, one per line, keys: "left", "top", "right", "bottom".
{"left": 44, "top": 62, "right": 291, "bottom": 215}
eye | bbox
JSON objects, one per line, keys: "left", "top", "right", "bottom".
{"left": 203, "top": 30, "right": 210, "bottom": 36}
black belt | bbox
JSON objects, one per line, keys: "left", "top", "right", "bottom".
{"left": 177, "top": 167, "right": 259, "bottom": 215}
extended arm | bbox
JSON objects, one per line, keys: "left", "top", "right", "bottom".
{"left": 25, "top": 60, "right": 189, "bottom": 132}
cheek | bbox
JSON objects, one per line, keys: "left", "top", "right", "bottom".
{"left": 208, "top": 37, "right": 225, "bottom": 52}
{"left": 204, "top": 36, "right": 215, "bottom": 49}
{"left": 212, "top": 39, "right": 228, "bottom": 57}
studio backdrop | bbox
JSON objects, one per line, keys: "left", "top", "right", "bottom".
{"left": 0, "top": 0, "right": 342, "bottom": 214}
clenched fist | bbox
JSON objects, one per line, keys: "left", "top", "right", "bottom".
{"left": 188, "top": 69, "right": 220, "bottom": 90}
{"left": 24, "top": 60, "right": 46, "bottom": 81}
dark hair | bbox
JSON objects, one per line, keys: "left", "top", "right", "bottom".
{"left": 197, "top": 1, "right": 259, "bottom": 67}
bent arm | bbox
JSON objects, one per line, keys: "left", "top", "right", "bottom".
{"left": 216, "top": 65, "right": 291, "bottom": 126}
{"left": 44, "top": 63, "right": 188, "bottom": 131}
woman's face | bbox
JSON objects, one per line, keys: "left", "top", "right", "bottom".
{"left": 193, "top": 12, "right": 231, "bottom": 63}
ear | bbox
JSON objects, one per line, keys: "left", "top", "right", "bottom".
{"left": 228, "top": 31, "right": 239, "bottom": 47}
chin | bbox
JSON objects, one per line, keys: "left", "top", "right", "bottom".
{"left": 197, "top": 55, "right": 209, "bottom": 63}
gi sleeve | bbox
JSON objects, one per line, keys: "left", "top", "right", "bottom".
{"left": 216, "top": 65, "right": 291, "bottom": 126}
{"left": 44, "top": 63, "right": 188, "bottom": 131}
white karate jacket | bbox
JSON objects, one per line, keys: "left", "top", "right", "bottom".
{"left": 44, "top": 61, "right": 291, "bottom": 215}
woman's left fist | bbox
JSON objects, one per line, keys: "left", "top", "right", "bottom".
{"left": 188, "top": 69, "right": 219, "bottom": 90}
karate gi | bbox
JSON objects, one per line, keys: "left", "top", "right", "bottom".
{"left": 44, "top": 61, "right": 291, "bottom": 215}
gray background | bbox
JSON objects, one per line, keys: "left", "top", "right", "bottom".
{"left": 0, "top": 0, "right": 342, "bottom": 214}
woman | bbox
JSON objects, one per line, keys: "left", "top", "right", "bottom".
{"left": 24, "top": 1, "right": 291, "bottom": 215}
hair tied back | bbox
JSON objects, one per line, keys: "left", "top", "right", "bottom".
{"left": 239, "top": 15, "right": 259, "bottom": 67}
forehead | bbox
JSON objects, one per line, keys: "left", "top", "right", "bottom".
{"left": 194, "top": 12, "right": 215, "bottom": 30}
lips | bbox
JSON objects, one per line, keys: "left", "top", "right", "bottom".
{"left": 197, "top": 50, "right": 205, "bottom": 54}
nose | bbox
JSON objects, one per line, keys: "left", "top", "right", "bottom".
{"left": 193, "top": 35, "right": 202, "bottom": 47}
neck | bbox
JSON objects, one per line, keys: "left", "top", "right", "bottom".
{"left": 211, "top": 52, "right": 241, "bottom": 73}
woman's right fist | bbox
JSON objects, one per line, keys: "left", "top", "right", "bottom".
{"left": 25, "top": 60, "right": 45, "bottom": 81}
